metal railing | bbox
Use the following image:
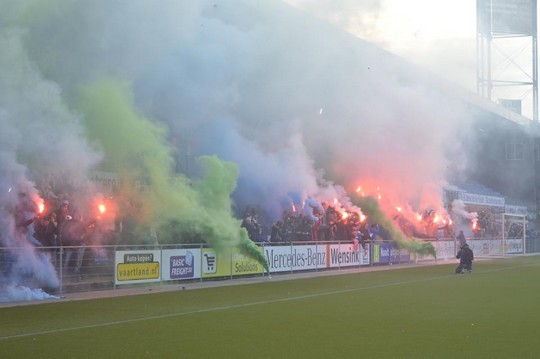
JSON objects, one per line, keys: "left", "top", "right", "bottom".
{"left": 2, "top": 236, "right": 540, "bottom": 298}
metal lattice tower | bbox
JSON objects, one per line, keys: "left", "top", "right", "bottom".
{"left": 477, "top": 0, "right": 538, "bottom": 122}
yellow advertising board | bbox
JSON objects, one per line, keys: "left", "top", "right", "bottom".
{"left": 117, "top": 262, "right": 160, "bottom": 281}
{"left": 115, "top": 250, "right": 161, "bottom": 284}
{"left": 201, "top": 247, "right": 263, "bottom": 278}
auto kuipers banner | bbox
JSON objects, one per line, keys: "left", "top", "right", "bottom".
{"left": 115, "top": 250, "right": 161, "bottom": 285}
{"left": 372, "top": 242, "right": 410, "bottom": 264}
{"left": 161, "top": 248, "right": 202, "bottom": 281}
{"left": 201, "top": 247, "right": 265, "bottom": 278}
{"left": 264, "top": 243, "right": 370, "bottom": 273}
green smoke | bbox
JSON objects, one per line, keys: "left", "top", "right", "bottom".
{"left": 353, "top": 195, "right": 436, "bottom": 258}
{"left": 77, "top": 78, "right": 269, "bottom": 271}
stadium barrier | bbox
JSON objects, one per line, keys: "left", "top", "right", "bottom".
{"left": 1, "top": 236, "right": 537, "bottom": 297}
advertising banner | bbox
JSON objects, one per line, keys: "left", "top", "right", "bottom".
{"left": 201, "top": 247, "right": 264, "bottom": 278}
{"left": 263, "top": 244, "right": 326, "bottom": 273}
{"left": 433, "top": 241, "right": 456, "bottom": 260}
{"left": 231, "top": 249, "right": 265, "bottom": 276}
{"left": 115, "top": 250, "right": 161, "bottom": 285}
{"left": 162, "top": 248, "right": 202, "bottom": 281}
{"left": 372, "top": 242, "right": 409, "bottom": 264}
{"left": 326, "top": 243, "right": 370, "bottom": 268}
{"left": 201, "top": 247, "right": 231, "bottom": 278}
{"left": 505, "top": 238, "right": 524, "bottom": 254}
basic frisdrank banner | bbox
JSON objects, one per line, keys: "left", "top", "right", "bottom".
{"left": 115, "top": 250, "right": 161, "bottom": 285}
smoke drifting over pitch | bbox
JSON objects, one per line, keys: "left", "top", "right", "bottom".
{"left": 1, "top": 1, "right": 475, "bottom": 298}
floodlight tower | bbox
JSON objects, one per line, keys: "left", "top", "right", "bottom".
{"left": 477, "top": 0, "right": 538, "bottom": 122}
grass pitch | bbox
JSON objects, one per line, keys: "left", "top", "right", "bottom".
{"left": 1, "top": 256, "right": 540, "bottom": 358}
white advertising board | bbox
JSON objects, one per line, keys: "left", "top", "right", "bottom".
{"left": 161, "top": 248, "right": 202, "bottom": 281}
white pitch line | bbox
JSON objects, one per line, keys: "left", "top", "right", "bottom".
{"left": 0, "top": 264, "right": 530, "bottom": 341}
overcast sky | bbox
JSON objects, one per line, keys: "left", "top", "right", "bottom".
{"left": 285, "top": 0, "right": 537, "bottom": 119}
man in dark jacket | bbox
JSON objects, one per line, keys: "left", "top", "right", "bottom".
{"left": 455, "top": 242, "right": 474, "bottom": 274}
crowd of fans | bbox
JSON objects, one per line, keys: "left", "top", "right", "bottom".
{"left": 240, "top": 203, "right": 380, "bottom": 247}
{"left": 10, "top": 184, "right": 109, "bottom": 278}
{"left": 13, "top": 184, "right": 510, "bottom": 253}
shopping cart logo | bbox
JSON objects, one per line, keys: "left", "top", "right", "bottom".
{"left": 203, "top": 252, "right": 217, "bottom": 274}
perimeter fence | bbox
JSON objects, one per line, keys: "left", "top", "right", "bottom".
{"left": 1, "top": 237, "right": 539, "bottom": 297}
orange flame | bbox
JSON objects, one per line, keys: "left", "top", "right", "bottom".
{"left": 98, "top": 203, "right": 106, "bottom": 214}
{"left": 472, "top": 218, "right": 478, "bottom": 230}
{"left": 32, "top": 195, "right": 45, "bottom": 214}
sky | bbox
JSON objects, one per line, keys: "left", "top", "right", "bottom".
{"left": 286, "top": 0, "right": 536, "bottom": 119}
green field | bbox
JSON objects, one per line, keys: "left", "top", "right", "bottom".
{"left": 2, "top": 257, "right": 540, "bottom": 358}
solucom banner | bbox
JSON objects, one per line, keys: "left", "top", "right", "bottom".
{"left": 115, "top": 250, "right": 161, "bottom": 285}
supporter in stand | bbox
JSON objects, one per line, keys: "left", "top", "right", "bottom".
{"left": 33, "top": 214, "right": 58, "bottom": 247}
{"left": 324, "top": 206, "right": 338, "bottom": 240}
{"left": 369, "top": 223, "right": 380, "bottom": 241}
{"left": 281, "top": 212, "right": 297, "bottom": 242}
{"left": 55, "top": 200, "right": 73, "bottom": 235}
{"left": 311, "top": 210, "right": 323, "bottom": 241}
{"left": 14, "top": 192, "right": 40, "bottom": 246}
{"left": 241, "top": 208, "right": 262, "bottom": 242}
{"left": 270, "top": 220, "right": 284, "bottom": 242}
{"left": 355, "top": 223, "right": 371, "bottom": 249}
{"left": 296, "top": 215, "right": 313, "bottom": 241}
{"left": 41, "top": 184, "right": 59, "bottom": 215}
{"left": 61, "top": 212, "right": 96, "bottom": 278}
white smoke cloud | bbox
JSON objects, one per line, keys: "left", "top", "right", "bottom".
{"left": 0, "top": 0, "right": 479, "bottom": 298}
{"left": 0, "top": 19, "right": 101, "bottom": 299}
{"left": 451, "top": 199, "right": 478, "bottom": 220}
{"left": 3, "top": 0, "right": 477, "bottom": 216}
